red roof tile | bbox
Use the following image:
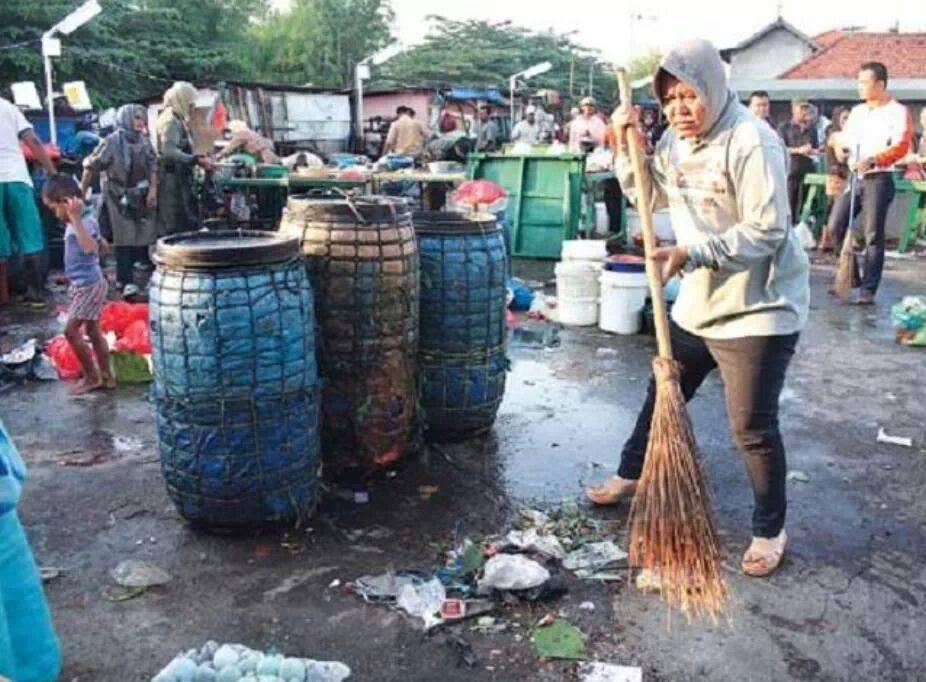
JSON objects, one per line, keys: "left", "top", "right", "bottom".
{"left": 781, "top": 33, "right": 926, "bottom": 79}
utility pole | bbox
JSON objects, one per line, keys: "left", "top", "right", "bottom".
{"left": 569, "top": 56, "right": 575, "bottom": 98}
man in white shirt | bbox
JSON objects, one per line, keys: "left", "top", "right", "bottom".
{"left": 511, "top": 108, "right": 540, "bottom": 144}
{"left": 826, "top": 62, "right": 913, "bottom": 304}
{"left": 0, "top": 97, "right": 57, "bottom": 301}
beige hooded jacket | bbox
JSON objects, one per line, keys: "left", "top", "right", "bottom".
{"left": 616, "top": 39, "right": 810, "bottom": 339}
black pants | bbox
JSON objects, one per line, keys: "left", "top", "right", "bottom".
{"left": 827, "top": 173, "right": 895, "bottom": 295}
{"left": 787, "top": 169, "right": 810, "bottom": 225}
{"left": 115, "top": 245, "right": 150, "bottom": 287}
{"left": 602, "top": 178, "right": 623, "bottom": 233}
{"left": 619, "top": 323, "right": 799, "bottom": 538}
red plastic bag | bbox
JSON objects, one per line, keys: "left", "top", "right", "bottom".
{"left": 114, "top": 320, "right": 152, "bottom": 355}
{"left": 100, "top": 302, "right": 149, "bottom": 337}
{"left": 45, "top": 335, "right": 82, "bottom": 380}
{"left": 452, "top": 180, "right": 507, "bottom": 208}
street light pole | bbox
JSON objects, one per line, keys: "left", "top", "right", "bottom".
{"left": 42, "top": 36, "right": 59, "bottom": 145}
{"left": 41, "top": 0, "right": 102, "bottom": 146}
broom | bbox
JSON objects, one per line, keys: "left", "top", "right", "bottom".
{"left": 833, "top": 160, "right": 860, "bottom": 300}
{"left": 615, "top": 69, "right": 727, "bottom": 620}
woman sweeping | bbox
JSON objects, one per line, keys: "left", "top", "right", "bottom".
{"left": 81, "top": 104, "right": 157, "bottom": 296}
{"left": 155, "top": 82, "right": 214, "bottom": 235}
{"left": 586, "top": 39, "right": 810, "bottom": 578}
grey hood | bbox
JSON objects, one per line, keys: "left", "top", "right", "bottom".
{"left": 653, "top": 38, "right": 735, "bottom": 138}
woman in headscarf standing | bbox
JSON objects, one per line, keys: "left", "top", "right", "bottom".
{"left": 155, "top": 82, "right": 214, "bottom": 235}
{"left": 81, "top": 104, "right": 157, "bottom": 293}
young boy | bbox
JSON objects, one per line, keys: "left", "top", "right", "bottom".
{"left": 41, "top": 175, "right": 115, "bottom": 395}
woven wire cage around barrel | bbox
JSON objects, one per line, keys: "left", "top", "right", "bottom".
{"left": 280, "top": 196, "right": 419, "bottom": 475}
{"left": 150, "top": 231, "right": 321, "bottom": 527}
{"left": 414, "top": 211, "right": 509, "bottom": 440}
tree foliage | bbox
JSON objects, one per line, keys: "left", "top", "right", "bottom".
{"left": 0, "top": 0, "right": 266, "bottom": 108}
{"left": 376, "top": 18, "right": 618, "bottom": 106}
{"left": 245, "top": 0, "right": 394, "bottom": 88}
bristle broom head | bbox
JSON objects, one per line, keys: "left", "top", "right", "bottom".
{"left": 628, "top": 357, "right": 729, "bottom": 622}
{"left": 833, "top": 233, "right": 857, "bottom": 301}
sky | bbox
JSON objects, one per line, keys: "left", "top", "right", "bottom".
{"left": 272, "top": 0, "right": 925, "bottom": 64}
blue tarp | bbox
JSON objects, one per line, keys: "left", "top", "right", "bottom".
{"left": 447, "top": 88, "right": 506, "bottom": 104}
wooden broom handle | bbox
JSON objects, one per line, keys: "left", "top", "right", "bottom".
{"left": 616, "top": 68, "right": 673, "bottom": 360}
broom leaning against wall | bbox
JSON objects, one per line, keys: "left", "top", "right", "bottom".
{"left": 585, "top": 39, "right": 811, "bottom": 598}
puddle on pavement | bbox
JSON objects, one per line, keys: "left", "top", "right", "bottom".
{"left": 495, "top": 350, "right": 640, "bottom": 503}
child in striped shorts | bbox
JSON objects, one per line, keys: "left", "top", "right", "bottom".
{"left": 42, "top": 175, "right": 115, "bottom": 396}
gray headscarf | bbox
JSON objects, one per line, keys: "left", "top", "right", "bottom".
{"left": 114, "top": 103, "right": 147, "bottom": 174}
{"left": 653, "top": 38, "right": 735, "bottom": 141}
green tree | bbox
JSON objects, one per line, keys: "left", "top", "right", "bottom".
{"left": 375, "top": 18, "right": 617, "bottom": 106}
{"left": 0, "top": 0, "right": 267, "bottom": 108}
{"left": 246, "top": 0, "right": 394, "bottom": 88}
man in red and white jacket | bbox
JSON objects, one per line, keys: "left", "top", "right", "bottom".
{"left": 827, "top": 61, "right": 914, "bottom": 304}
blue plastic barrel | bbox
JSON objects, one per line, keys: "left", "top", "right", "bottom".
{"left": 150, "top": 231, "right": 321, "bottom": 527}
{"left": 414, "top": 212, "right": 508, "bottom": 440}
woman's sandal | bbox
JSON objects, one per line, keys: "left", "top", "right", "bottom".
{"left": 585, "top": 476, "right": 638, "bottom": 506}
{"left": 741, "top": 530, "right": 788, "bottom": 577}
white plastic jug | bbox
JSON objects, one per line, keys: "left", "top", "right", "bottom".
{"left": 599, "top": 269, "right": 649, "bottom": 334}
{"left": 555, "top": 261, "right": 601, "bottom": 326}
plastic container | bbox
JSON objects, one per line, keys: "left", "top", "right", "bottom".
{"left": 561, "top": 239, "right": 607, "bottom": 262}
{"left": 150, "top": 230, "right": 321, "bottom": 527}
{"left": 626, "top": 209, "right": 675, "bottom": 243}
{"left": 556, "top": 260, "right": 601, "bottom": 326}
{"left": 414, "top": 212, "right": 508, "bottom": 440}
{"left": 599, "top": 267, "right": 649, "bottom": 335}
{"left": 0, "top": 511, "right": 61, "bottom": 682}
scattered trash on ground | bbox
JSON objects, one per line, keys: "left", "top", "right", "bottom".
{"left": 111, "top": 559, "right": 172, "bottom": 588}
{"left": 152, "top": 641, "right": 350, "bottom": 682}
{"left": 477, "top": 554, "right": 550, "bottom": 593}
{"left": 891, "top": 296, "right": 926, "bottom": 347}
{"left": 596, "top": 347, "right": 619, "bottom": 359}
{"left": 397, "top": 578, "right": 446, "bottom": 629}
{"left": 532, "top": 619, "right": 586, "bottom": 660}
{"left": 349, "top": 572, "right": 423, "bottom": 603}
{"left": 786, "top": 470, "right": 811, "bottom": 483}
{"left": 578, "top": 601, "right": 596, "bottom": 611}
{"left": 500, "top": 528, "right": 566, "bottom": 559}
{"left": 876, "top": 428, "right": 915, "bottom": 448}
{"left": 562, "top": 542, "right": 628, "bottom": 579}
{"left": 39, "top": 566, "right": 63, "bottom": 583}
{"left": 578, "top": 662, "right": 644, "bottom": 682}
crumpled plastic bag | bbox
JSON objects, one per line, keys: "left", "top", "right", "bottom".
{"left": 452, "top": 180, "right": 507, "bottom": 212}
{"left": 396, "top": 578, "right": 446, "bottom": 630}
{"left": 113, "top": 319, "right": 151, "bottom": 354}
{"left": 45, "top": 335, "right": 82, "bottom": 380}
{"left": 891, "top": 296, "right": 926, "bottom": 347}
{"left": 477, "top": 554, "right": 550, "bottom": 594}
{"left": 100, "top": 301, "right": 149, "bottom": 337}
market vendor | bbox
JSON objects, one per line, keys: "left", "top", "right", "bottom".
{"left": 383, "top": 106, "right": 429, "bottom": 159}
{"left": 567, "top": 97, "right": 607, "bottom": 153}
{"left": 155, "top": 82, "right": 215, "bottom": 235}
{"left": 216, "top": 120, "right": 280, "bottom": 165}
{"left": 585, "top": 39, "right": 810, "bottom": 578}
{"left": 81, "top": 104, "right": 158, "bottom": 295}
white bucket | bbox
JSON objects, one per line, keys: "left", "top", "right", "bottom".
{"left": 556, "top": 261, "right": 601, "bottom": 326}
{"left": 626, "top": 209, "right": 675, "bottom": 243}
{"left": 561, "top": 239, "right": 607, "bottom": 262}
{"left": 599, "top": 269, "right": 649, "bottom": 334}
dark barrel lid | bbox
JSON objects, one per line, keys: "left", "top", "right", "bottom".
{"left": 413, "top": 211, "right": 499, "bottom": 236}
{"left": 153, "top": 230, "right": 300, "bottom": 270}
{"left": 284, "top": 195, "right": 410, "bottom": 225}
